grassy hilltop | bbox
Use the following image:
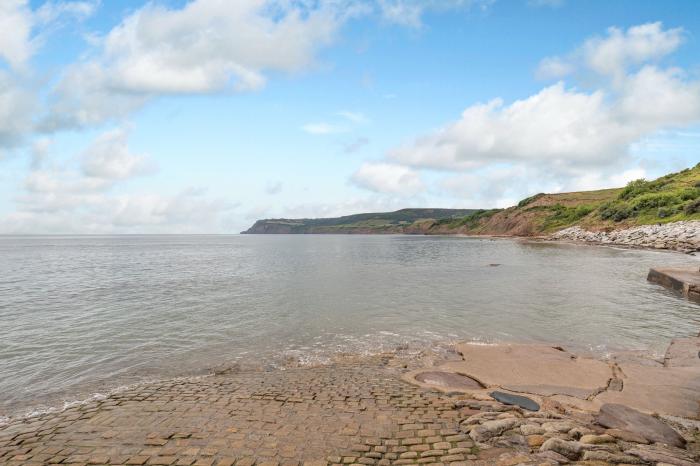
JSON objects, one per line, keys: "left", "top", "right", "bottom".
{"left": 243, "top": 163, "right": 700, "bottom": 236}
{"left": 242, "top": 208, "right": 479, "bottom": 234}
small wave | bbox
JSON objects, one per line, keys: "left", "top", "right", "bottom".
{"left": 0, "top": 373, "right": 214, "bottom": 427}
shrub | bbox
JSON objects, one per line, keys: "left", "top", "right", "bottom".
{"left": 657, "top": 208, "right": 671, "bottom": 218}
{"left": 631, "top": 192, "right": 680, "bottom": 210}
{"left": 600, "top": 201, "right": 633, "bottom": 222}
{"left": 685, "top": 199, "right": 700, "bottom": 215}
{"left": 518, "top": 193, "right": 545, "bottom": 208}
{"left": 619, "top": 179, "right": 651, "bottom": 200}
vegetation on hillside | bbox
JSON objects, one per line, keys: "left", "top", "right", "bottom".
{"left": 242, "top": 208, "right": 478, "bottom": 233}
{"left": 597, "top": 165, "right": 700, "bottom": 224}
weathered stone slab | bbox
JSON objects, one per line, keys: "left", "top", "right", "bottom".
{"left": 440, "top": 343, "right": 612, "bottom": 400}
{"left": 664, "top": 337, "right": 700, "bottom": 368}
{"left": 595, "top": 363, "right": 700, "bottom": 419}
{"left": 414, "top": 371, "right": 483, "bottom": 389}
{"left": 490, "top": 391, "right": 540, "bottom": 411}
{"left": 596, "top": 403, "right": 686, "bottom": 448}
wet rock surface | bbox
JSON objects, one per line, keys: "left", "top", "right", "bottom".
{"left": 548, "top": 221, "right": 700, "bottom": 252}
{"left": 490, "top": 391, "right": 540, "bottom": 412}
{"left": 414, "top": 371, "right": 484, "bottom": 390}
{"left": 597, "top": 403, "right": 687, "bottom": 448}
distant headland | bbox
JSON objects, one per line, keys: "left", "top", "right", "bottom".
{"left": 243, "top": 164, "right": 700, "bottom": 253}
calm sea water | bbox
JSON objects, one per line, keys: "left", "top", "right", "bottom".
{"left": 1, "top": 234, "right": 699, "bottom": 419}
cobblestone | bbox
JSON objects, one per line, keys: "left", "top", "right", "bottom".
{"left": 0, "top": 361, "right": 495, "bottom": 466}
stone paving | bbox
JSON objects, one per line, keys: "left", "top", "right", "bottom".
{"left": 0, "top": 358, "right": 498, "bottom": 466}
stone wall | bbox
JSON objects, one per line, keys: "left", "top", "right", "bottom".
{"left": 549, "top": 221, "right": 700, "bottom": 252}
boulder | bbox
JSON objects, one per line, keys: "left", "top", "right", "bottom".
{"left": 605, "top": 428, "right": 649, "bottom": 444}
{"left": 625, "top": 445, "right": 698, "bottom": 466}
{"left": 596, "top": 403, "right": 686, "bottom": 448}
{"left": 469, "top": 418, "right": 521, "bottom": 443}
{"left": 520, "top": 424, "right": 545, "bottom": 435}
{"left": 579, "top": 434, "right": 615, "bottom": 444}
{"left": 539, "top": 438, "right": 582, "bottom": 460}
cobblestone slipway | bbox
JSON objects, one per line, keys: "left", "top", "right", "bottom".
{"left": 0, "top": 358, "right": 506, "bottom": 466}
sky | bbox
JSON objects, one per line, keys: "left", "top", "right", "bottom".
{"left": 1, "top": 0, "right": 699, "bottom": 234}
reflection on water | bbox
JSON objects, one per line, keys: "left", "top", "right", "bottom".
{"left": 0, "top": 234, "right": 698, "bottom": 417}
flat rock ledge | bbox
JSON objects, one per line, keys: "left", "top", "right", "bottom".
{"left": 548, "top": 221, "right": 700, "bottom": 252}
{"left": 404, "top": 341, "right": 700, "bottom": 420}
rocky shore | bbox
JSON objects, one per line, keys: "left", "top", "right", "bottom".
{"left": 548, "top": 221, "right": 700, "bottom": 253}
{"left": 1, "top": 339, "right": 698, "bottom": 466}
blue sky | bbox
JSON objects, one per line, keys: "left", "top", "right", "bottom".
{"left": 1, "top": 0, "right": 699, "bottom": 233}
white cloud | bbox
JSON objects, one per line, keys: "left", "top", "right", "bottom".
{"left": 535, "top": 56, "right": 574, "bottom": 80}
{"left": 337, "top": 111, "right": 369, "bottom": 124}
{"left": 0, "top": 1, "right": 100, "bottom": 142}
{"left": 584, "top": 22, "right": 684, "bottom": 79}
{"left": 351, "top": 162, "right": 425, "bottom": 196}
{"left": 99, "top": 1, "right": 338, "bottom": 94}
{"left": 377, "top": 0, "right": 492, "bottom": 28}
{"left": 303, "top": 110, "right": 369, "bottom": 136}
{"left": 302, "top": 122, "right": 347, "bottom": 135}
{"left": 528, "top": 0, "right": 564, "bottom": 7}
{"left": 4, "top": 187, "right": 238, "bottom": 234}
{"left": 390, "top": 82, "right": 634, "bottom": 170}
{"left": 537, "top": 22, "right": 685, "bottom": 82}
{"left": 39, "top": 63, "right": 148, "bottom": 131}
{"left": 41, "top": 0, "right": 346, "bottom": 130}
{"left": 30, "top": 138, "right": 52, "bottom": 170}
{"left": 81, "top": 128, "right": 154, "bottom": 180}
{"left": 617, "top": 65, "right": 700, "bottom": 128}
{"left": 3, "top": 135, "right": 235, "bottom": 233}
{"left": 0, "top": 0, "right": 33, "bottom": 70}
{"left": 0, "top": 72, "right": 36, "bottom": 148}
{"left": 0, "top": 0, "right": 99, "bottom": 71}
{"left": 35, "top": 1, "right": 98, "bottom": 24}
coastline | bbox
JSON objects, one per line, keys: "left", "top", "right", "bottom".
{"left": 1, "top": 338, "right": 698, "bottom": 466}
{"left": 244, "top": 220, "right": 700, "bottom": 254}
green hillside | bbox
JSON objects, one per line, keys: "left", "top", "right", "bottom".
{"left": 242, "top": 208, "right": 479, "bottom": 234}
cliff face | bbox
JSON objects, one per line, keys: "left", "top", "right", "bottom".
{"left": 244, "top": 220, "right": 302, "bottom": 234}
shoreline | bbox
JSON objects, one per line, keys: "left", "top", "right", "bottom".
{"left": 0, "top": 333, "right": 678, "bottom": 427}
{"left": 1, "top": 339, "right": 698, "bottom": 466}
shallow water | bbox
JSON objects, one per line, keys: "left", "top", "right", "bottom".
{"left": 1, "top": 234, "right": 699, "bottom": 418}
